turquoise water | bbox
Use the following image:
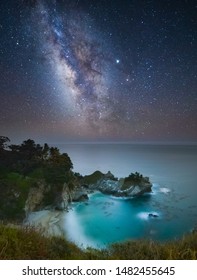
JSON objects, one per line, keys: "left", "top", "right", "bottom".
{"left": 59, "top": 144, "right": 197, "bottom": 248}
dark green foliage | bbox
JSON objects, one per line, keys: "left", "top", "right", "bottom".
{"left": 0, "top": 136, "right": 73, "bottom": 180}
{"left": 19, "top": 139, "right": 42, "bottom": 161}
{"left": 44, "top": 166, "right": 67, "bottom": 184}
{"left": 0, "top": 137, "right": 73, "bottom": 177}
{"left": 122, "top": 172, "right": 150, "bottom": 190}
{"left": 74, "top": 172, "right": 83, "bottom": 179}
{"left": 82, "top": 171, "right": 104, "bottom": 185}
{"left": 125, "top": 172, "right": 150, "bottom": 184}
{"left": 28, "top": 168, "right": 45, "bottom": 179}
{"left": 43, "top": 148, "right": 73, "bottom": 185}
{"left": 0, "top": 173, "right": 32, "bottom": 221}
{"left": 0, "top": 136, "right": 74, "bottom": 219}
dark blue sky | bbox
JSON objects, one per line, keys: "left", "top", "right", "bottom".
{"left": 0, "top": 0, "right": 196, "bottom": 143}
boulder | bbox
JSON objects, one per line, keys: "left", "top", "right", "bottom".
{"left": 148, "top": 213, "right": 158, "bottom": 218}
{"left": 72, "top": 188, "right": 89, "bottom": 202}
{"left": 124, "top": 183, "right": 152, "bottom": 197}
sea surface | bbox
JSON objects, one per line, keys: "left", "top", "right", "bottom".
{"left": 57, "top": 144, "right": 197, "bottom": 248}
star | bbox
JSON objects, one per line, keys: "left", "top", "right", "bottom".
{"left": 0, "top": 0, "right": 196, "bottom": 143}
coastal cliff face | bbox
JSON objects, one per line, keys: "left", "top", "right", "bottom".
{"left": 25, "top": 180, "right": 49, "bottom": 213}
{"left": 0, "top": 170, "right": 152, "bottom": 223}
{"left": 24, "top": 171, "right": 152, "bottom": 214}
{"left": 25, "top": 179, "right": 88, "bottom": 213}
{"left": 25, "top": 181, "right": 72, "bottom": 213}
{"left": 0, "top": 137, "right": 152, "bottom": 224}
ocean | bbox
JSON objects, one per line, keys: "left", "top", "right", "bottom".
{"left": 57, "top": 144, "right": 197, "bottom": 248}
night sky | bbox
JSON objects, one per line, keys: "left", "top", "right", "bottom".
{"left": 0, "top": 0, "right": 197, "bottom": 144}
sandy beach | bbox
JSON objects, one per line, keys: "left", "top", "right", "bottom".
{"left": 25, "top": 210, "right": 66, "bottom": 237}
{"left": 24, "top": 206, "right": 97, "bottom": 248}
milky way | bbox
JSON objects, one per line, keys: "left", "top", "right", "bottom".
{"left": 0, "top": 0, "right": 196, "bottom": 143}
{"left": 33, "top": 1, "right": 117, "bottom": 136}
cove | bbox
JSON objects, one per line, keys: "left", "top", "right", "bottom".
{"left": 62, "top": 186, "right": 191, "bottom": 249}
{"left": 57, "top": 144, "right": 197, "bottom": 249}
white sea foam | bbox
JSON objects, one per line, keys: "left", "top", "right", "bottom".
{"left": 148, "top": 183, "right": 159, "bottom": 195}
{"left": 159, "top": 187, "right": 171, "bottom": 193}
{"left": 63, "top": 209, "right": 101, "bottom": 249}
{"left": 137, "top": 212, "right": 150, "bottom": 220}
{"left": 110, "top": 195, "right": 130, "bottom": 200}
{"left": 25, "top": 210, "right": 65, "bottom": 237}
{"left": 88, "top": 191, "right": 101, "bottom": 198}
{"left": 137, "top": 211, "right": 160, "bottom": 220}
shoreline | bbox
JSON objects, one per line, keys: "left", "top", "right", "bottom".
{"left": 24, "top": 210, "right": 66, "bottom": 237}
{"left": 63, "top": 203, "right": 103, "bottom": 249}
{"left": 24, "top": 206, "right": 101, "bottom": 249}
{"left": 23, "top": 186, "right": 196, "bottom": 249}
{"left": 23, "top": 187, "right": 166, "bottom": 248}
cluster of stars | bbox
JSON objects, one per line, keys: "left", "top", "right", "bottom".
{"left": 0, "top": 0, "right": 196, "bottom": 143}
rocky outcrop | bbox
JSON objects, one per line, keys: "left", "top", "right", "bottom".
{"left": 25, "top": 171, "right": 152, "bottom": 215}
{"left": 104, "top": 171, "right": 118, "bottom": 180}
{"left": 25, "top": 180, "right": 50, "bottom": 214}
{"left": 79, "top": 170, "right": 152, "bottom": 198}
{"left": 88, "top": 176, "right": 152, "bottom": 198}
{"left": 25, "top": 179, "right": 90, "bottom": 214}
{"left": 92, "top": 179, "right": 120, "bottom": 194}
{"left": 123, "top": 183, "right": 152, "bottom": 197}
{"left": 53, "top": 183, "right": 70, "bottom": 211}
{"left": 148, "top": 213, "right": 158, "bottom": 218}
{"left": 72, "top": 188, "right": 89, "bottom": 202}
{"left": 25, "top": 181, "right": 72, "bottom": 213}
{"left": 56, "top": 183, "right": 89, "bottom": 205}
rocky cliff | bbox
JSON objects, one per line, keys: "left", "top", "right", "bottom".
{"left": 80, "top": 170, "right": 152, "bottom": 198}
{"left": 25, "top": 181, "right": 72, "bottom": 213}
{"left": 0, "top": 170, "right": 152, "bottom": 223}
{"left": 89, "top": 177, "right": 152, "bottom": 197}
{"left": 25, "top": 179, "right": 89, "bottom": 214}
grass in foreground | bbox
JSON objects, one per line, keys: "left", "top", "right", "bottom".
{"left": 0, "top": 224, "right": 196, "bottom": 260}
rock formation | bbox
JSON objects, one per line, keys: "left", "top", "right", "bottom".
{"left": 12, "top": 170, "right": 152, "bottom": 223}
{"left": 88, "top": 176, "right": 152, "bottom": 197}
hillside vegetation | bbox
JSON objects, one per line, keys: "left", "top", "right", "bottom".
{"left": 0, "top": 224, "right": 196, "bottom": 260}
{"left": 0, "top": 136, "right": 74, "bottom": 221}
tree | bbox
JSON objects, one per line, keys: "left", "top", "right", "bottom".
{"left": 45, "top": 149, "right": 73, "bottom": 183}
{"left": 8, "top": 139, "right": 43, "bottom": 174}
{"left": 18, "top": 139, "right": 44, "bottom": 162}
{"left": 42, "top": 143, "right": 50, "bottom": 161}
{"left": 49, "top": 147, "right": 61, "bottom": 165}
{"left": 61, "top": 153, "right": 73, "bottom": 170}
{"left": 125, "top": 172, "right": 147, "bottom": 184}
{"left": 48, "top": 148, "right": 73, "bottom": 170}
{"left": 9, "top": 144, "right": 20, "bottom": 153}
